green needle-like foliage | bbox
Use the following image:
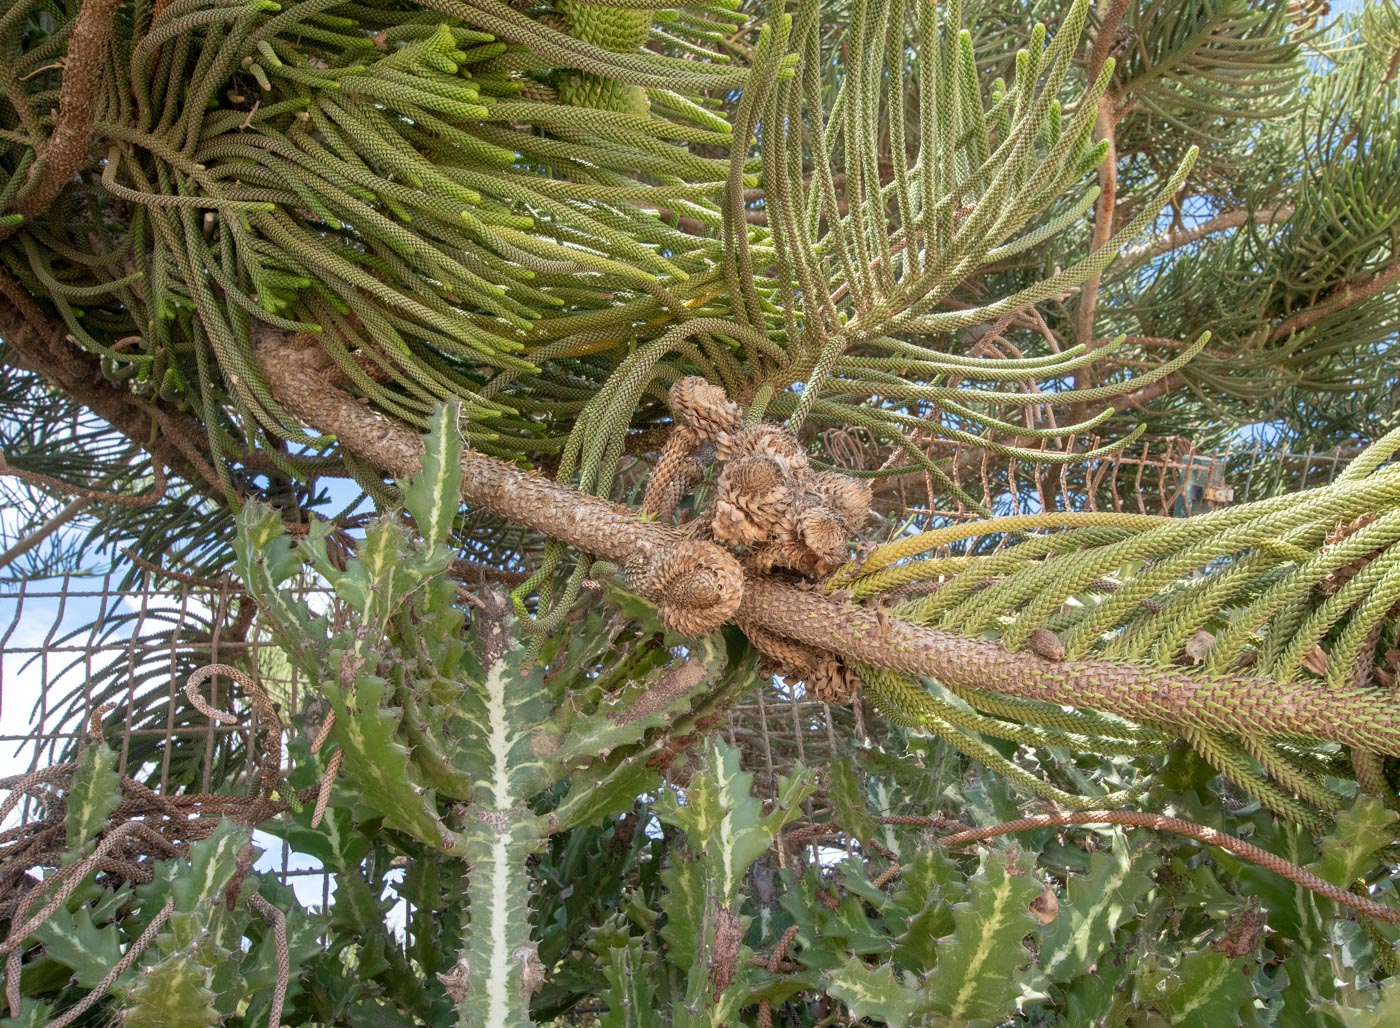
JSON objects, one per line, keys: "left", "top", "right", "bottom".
{"left": 4, "top": 0, "right": 1400, "bottom": 1024}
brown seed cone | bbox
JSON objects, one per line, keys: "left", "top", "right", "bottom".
{"left": 713, "top": 501, "right": 769, "bottom": 548}
{"left": 811, "top": 471, "right": 873, "bottom": 530}
{"left": 655, "top": 539, "right": 745, "bottom": 635}
{"left": 808, "top": 656, "right": 861, "bottom": 704}
{"left": 712, "top": 455, "right": 791, "bottom": 548}
{"left": 741, "top": 543, "right": 786, "bottom": 576}
{"left": 721, "top": 453, "right": 787, "bottom": 499}
{"left": 746, "top": 504, "right": 848, "bottom": 579}
{"left": 669, "top": 376, "right": 742, "bottom": 441}
{"left": 741, "top": 620, "right": 822, "bottom": 680}
{"left": 623, "top": 551, "right": 659, "bottom": 595}
{"left": 714, "top": 425, "right": 810, "bottom": 472}
{"left": 797, "top": 505, "right": 849, "bottom": 567}
{"left": 757, "top": 515, "right": 812, "bottom": 574}
{"left": 642, "top": 425, "right": 702, "bottom": 519}
{"left": 1027, "top": 627, "right": 1067, "bottom": 662}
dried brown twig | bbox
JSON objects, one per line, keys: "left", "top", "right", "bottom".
{"left": 185, "top": 664, "right": 283, "bottom": 799}
{"left": 0, "top": 0, "right": 124, "bottom": 235}
{"left": 881, "top": 811, "right": 1399, "bottom": 924}
{"left": 0, "top": 450, "right": 167, "bottom": 508}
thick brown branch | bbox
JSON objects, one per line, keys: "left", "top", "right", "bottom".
{"left": 1, "top": 0, "right": 122, "bottom": 233}
{"left": 252, "top": 331, "right": 679, "bottom": 562}
{"left": 1122, "top": 207, "right": 1293, "bottom": 262}
{"left": 739, "top": 576, "right": 1400, "bottom": 754}
{"left": 253, "top": 329, "right": 1400, "bottom": 756}
{"left": 1075, "top": 0, "right": 1130, "bottom": 352}
{"left": 0, "top": 269, "right": 221, "bottom": 494}
{"left": 1268, "top": 261, "right": 1400, "bottom": 342}
{"left": 252, "top": 329, "right": 743, "bottom": 634}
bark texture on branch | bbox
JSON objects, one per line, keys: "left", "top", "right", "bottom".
{"left": 0, "top": 270, "right": 220, "bottom": 493}
{"left": 1, "top": 0, "right": 123, "bottom": 236}
{"left": 252, "top": 329, "right": 742, "bottom": 634}
{"left": 1074, "top": 0, "right": 1130, "bottom": 353}
{"left": 738, "top": 577, "right": 1400, "bottom": 755}
{"left": 252, "top": 328, "right": 1400, "bottom": 755}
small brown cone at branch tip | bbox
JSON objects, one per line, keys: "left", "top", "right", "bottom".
{"left": 669, "top": 376, "right": 742, "bottom": 441}
{"left": 642, "top": 424, "right": 702, "bottom": 518}
{"left": 1024, "top": 624, "right": 1064, "bottom": 663}
{"left": 658, "top": 376, "right": 870, "bottom": 585}
{"left": 1027, "top": 628, "right": 1067, "bottom": 662}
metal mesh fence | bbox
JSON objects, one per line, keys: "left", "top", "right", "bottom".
{"left": 0, "top": 574, "right": 336, "bottom": 913}
{"left": 0, "top": 436, "right": 1360, "bottom": 961}
{"left": 849, "top": 431, "right": 1360, "bottom": 530}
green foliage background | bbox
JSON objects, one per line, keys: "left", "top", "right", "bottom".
{"left": 3, "top": 409, "right": 1397, "bottom": 1026}
{"left": 1, "top": 0, "right": 1399, "bottom": 1024}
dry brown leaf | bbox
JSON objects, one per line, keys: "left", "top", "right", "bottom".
{"left": 1030, "top": 886, "right": 1060, "bottom": 925}
{"left": 1184, "top": 630, "right": 1216, "bottom": 664}
{"left": 1302, "top": 644, "right": 1329, "bottom": 676}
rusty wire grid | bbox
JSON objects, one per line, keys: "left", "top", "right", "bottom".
{"left": 849, "top": 430, "right": 1360, "bottom": 528}
{"left": 0, "top": 572, "right": 343, "bottom": 922}
{"left": 0, "top": 436, "right": 1362, "bottom": 987}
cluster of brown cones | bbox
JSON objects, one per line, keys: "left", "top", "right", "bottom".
{"left": 637, "top": 377, "right": 873, "bottom": 703}
{"left": 712, "top": 425, "right": 873, "bottom": 579}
